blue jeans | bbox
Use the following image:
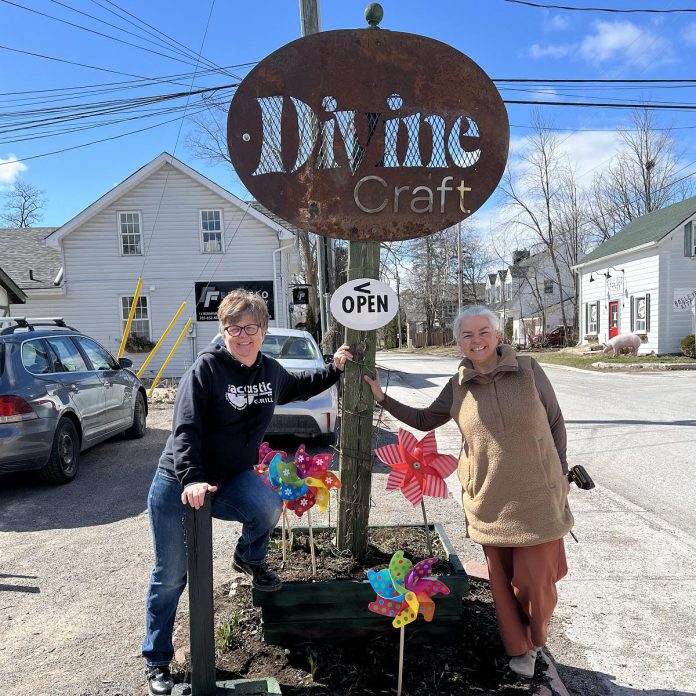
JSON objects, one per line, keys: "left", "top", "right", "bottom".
{"left": 141, "top": 466, "right": 282, "bottom": 666}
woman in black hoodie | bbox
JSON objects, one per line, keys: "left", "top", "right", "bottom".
{"left": 142, "top": 289, "right": 351, "bottom": 695}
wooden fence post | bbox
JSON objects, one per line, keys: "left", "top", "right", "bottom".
{"left": 184, "top": 497, "right": 216, "bottom": 696}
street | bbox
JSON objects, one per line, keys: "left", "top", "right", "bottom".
{"left": 375, "top": 351, "right": 696, "bottom": 695}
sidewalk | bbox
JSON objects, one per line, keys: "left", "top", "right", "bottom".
{"left": 378, "top": 367, "right": 696, "bottom": 695}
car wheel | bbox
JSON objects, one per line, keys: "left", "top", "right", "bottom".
{"left": 124, "top": 392, "right": 147, "bottom": 439}
{"left": 37, "top": 418, "right": 80, "bottom": 484}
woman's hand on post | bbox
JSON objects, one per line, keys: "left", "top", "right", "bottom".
{"left": 363, "top": 371, "right": 385, "bottom": 403}
{"left": 181, "top": 482, "right": 218, "bottom": 509}
{"left": 333, "top": 343, "right": 353, "bottom": 370}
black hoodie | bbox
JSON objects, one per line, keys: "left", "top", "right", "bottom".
{"left": 159, "top": 344, "right": 342, "bottom": 486}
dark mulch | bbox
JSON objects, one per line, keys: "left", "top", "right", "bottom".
{"left": 172, "top": 527, "right": 549, "bottom": 695}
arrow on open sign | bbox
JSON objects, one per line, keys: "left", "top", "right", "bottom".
{"left": 354, "top": 281, "right": 371, "bottom": 293}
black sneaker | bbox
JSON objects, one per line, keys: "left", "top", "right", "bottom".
{"left": 232, "top": 554, "right": 282, "bottom": 592}
{"left": 146, "top": 664, "right": 174, "bottom": 696}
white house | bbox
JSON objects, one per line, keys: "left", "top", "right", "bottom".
{"left": 6, "top": 153, "right": 301, "bottom": 377}
{"left": 485, "top": 250, "right": 575, "bottom": 345}
{"left": 574, "top": 195, "right": 696, "bottom": 354}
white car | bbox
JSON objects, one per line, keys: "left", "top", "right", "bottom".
{"left": 212, "top": 328, "right": 338, "bottom": 444}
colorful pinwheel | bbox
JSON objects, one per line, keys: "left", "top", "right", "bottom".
{"left": 256, "top": 442, "right": 342, "bottom": 577}
{"left": 367, "top": 551, "right": 450, "bottom": 696}
{"left": 293, "top": 444, "right": 341, "bottom": 514}
{"left": 367, "top": 550, "right": 450, "bottom": 628}
{"left": 375, "top": 429, "right": 457, "bottom": 506}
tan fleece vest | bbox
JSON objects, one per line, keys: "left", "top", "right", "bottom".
{"left": 450, "top": 356, "right": 574, "bottom": 547}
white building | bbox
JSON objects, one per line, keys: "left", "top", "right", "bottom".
{"left": 6, "top": 153, "right": 300, "bottom": 377}
{"left": 574, "top": 195, "right": 696, "bottom": 354}
{"left": 485, "top": 250, "right": 575, "bottom": 345}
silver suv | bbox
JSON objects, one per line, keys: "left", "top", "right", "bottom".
{"left": 0, "top": 318, "right": 147, "bottom": 484}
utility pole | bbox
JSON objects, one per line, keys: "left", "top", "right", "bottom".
{"left": 457, "top": 222, "right": 463, "bottom": 316}
{"left": 299, "top": 0, "right": 332, "bottom": 341}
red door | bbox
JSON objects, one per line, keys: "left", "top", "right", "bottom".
{"left": 609, "top": 301, "right": 619, "bottom": 338}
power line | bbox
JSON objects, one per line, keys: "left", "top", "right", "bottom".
{"left": 502, "top": 0, "right": 696, "bottom": 12}
{"left": 0, "top": 106, "right": 211, "bottom": 166}
{"left": 504, "top": 98, "right": 696, "bottom": 110}
{"left": 0, "top": 0, "right": 207, "bottom": 69}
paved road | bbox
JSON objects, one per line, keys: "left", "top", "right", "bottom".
{"left": 375, "top": 352, "right": 696, "bottom": 696}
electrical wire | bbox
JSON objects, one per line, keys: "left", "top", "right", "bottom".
{"left": 502, "top": 0, "right": 696, "bottom": 12}
{"left": 0, "top": 0, "right": 209, "bottom": 69}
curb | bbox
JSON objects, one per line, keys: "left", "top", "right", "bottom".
{"left": 464, "top": 559, "right": 572, "bottom": 696}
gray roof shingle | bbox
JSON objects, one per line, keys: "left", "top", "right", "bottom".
{"left": 0, "top": 228, "right": 61, "bottom": 290}
{"left": 580, "top": 195, "right": 696, "bottom": 265}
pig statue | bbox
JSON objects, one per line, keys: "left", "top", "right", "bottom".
{"left": 602, "top": 333, "right": 642, "bottom": 357}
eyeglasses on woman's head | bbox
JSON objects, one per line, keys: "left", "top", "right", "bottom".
{"left": 224, "top": 323, "right": 261, "bottom": 337}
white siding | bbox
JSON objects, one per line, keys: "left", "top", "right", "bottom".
{"left": 658, "top": 216, "right": 696, "bottom": 353}
{"left": 0, "top": 287, "right": 8, "bottom": 315}
{"left": 580, "top": 252, "right": 660, "bottom": 353}
{"left": 10, "top": 162, "right": 296, "bottom": 378}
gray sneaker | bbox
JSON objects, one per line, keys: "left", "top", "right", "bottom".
{"left": 146, "top": 664, "right": 174, "bottom": 695}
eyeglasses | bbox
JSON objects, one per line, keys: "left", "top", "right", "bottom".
{"left": 224, "top": 324, "right": 261, "bottom": 337}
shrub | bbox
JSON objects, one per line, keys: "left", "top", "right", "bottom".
{"left": 680, "top": 334, "right": 696, "bottom": 359}
{"left": 125, "top": 335, "right": 155, "bottom": 353}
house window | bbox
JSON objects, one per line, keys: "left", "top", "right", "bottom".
{"left": 120, "top": 295, "right": 151, "bottom": 340}
{"left": 586, "top": 302, "right": 598, "bottom": 334}
{"left": 200, "top": 209, "right": 223, "bottom": 253}
{"left": 685, "top": 222, "right": 696, "bottom": 257}
{"left": 544, "top": 280, "right": 554, "bottom": 294}
{"left": 496, "top": 285, "right": 501, "bottom": 303}
{"left": 505, "top": 282, "right": 511, "bottom": 301}
{"left": 631, "top": 294, "right": 651, "bottom": 333}
{"left": 119, "top": 212, "right": 142, "bottom": 255}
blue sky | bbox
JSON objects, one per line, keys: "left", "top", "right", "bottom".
{"left": 2, "top": 0, "right": 696, "bottom": 228}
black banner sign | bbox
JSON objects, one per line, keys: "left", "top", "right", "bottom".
{"left": 194, "top": 281, "right": 274, "bottom": 321}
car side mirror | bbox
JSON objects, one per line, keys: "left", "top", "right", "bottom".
{"left": 118, "top": 357, "right": 133, "bottom": 369}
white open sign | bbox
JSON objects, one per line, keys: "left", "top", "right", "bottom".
{"left": 330, "top": 278, "right": 399, "bottom": 331}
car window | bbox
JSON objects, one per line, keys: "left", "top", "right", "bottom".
{"left": 278, "top": 336, "right": 319, "bottom": 360}
{"left": 0, "top": 342, "right": 5, "bottom": 378}
{"left": 21, "top": 340, "right": 53, "bottom": 375}
{"left": 45, "top": 336, "right": 89, "bottom": 373}
{"left": 260, "top": 335, "right": 286, "bottom": 358}
{"left": 75, "top": 336, "right": 119, "bottom": 370}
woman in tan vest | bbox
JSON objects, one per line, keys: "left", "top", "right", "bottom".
{"left": 363, "top": 305, "right": 573, "bottom": 679}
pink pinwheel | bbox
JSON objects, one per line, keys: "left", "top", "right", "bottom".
{"left": 291, "top": 444, "right": 341, "bottom": 515}
{"left": 375, "top": 429, "right": 457, "bottom": 506}
{"left": 255, "top": 442, "right": 287, "bottom": 490}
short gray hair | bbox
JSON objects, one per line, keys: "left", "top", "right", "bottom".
{"left": 452, "top": 306, "right": 499, "bottom": 336}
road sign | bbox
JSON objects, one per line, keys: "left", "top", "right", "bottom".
{"left": 330, "top": 278, "right": 398, "bottom": 330}
{"left": 227, "top": 28, "right": 509, "bottom": 242}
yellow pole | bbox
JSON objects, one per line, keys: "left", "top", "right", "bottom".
{"left": 148, "top": 318, "right": 192, "bottom": 397}
{"left": 117, "top": 278, "right": 143, "bottom": 359}
{"left": 136, "top": 302, "right": 187, "bottom": 378}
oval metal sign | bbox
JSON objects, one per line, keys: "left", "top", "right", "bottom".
{"left": 330, "top": 278, "right": 399, "bottom": 331}
{"left": 227, "top": 29, "right": 509, "bottom": 241}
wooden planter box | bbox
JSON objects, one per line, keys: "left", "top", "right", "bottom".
{"left": 252, "top": 523, "right": 470, "bottom": 645}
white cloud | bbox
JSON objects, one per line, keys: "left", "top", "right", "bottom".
{"left": 0, "top": 154, "right": 27, "bottom": 186}
{"left": 545, "top": 14, "right": 570, "bottom": 32}
{"left": 529, "top": 42, "right": 574, "bottom": 60}
{"left": 579, "top": 20, "right": 674, "bottom": 70}
{"left": 683, "top": 22, "right": 696, "bottom": 46}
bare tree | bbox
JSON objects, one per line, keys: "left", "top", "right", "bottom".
{"left": 1, "top": 179, "right": 46, "bottom": 227}
{"left": 587, "top": 109, "right": 694, "bottom": 242}
{"left": 500, "top": 113, "right": 582, "bottom": 336}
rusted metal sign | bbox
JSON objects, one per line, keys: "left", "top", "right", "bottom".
{"left": 227, "top": 29, "right": 509, "bottom": 241}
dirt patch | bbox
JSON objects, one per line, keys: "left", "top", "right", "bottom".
{"left": 172, "top": 528, "right": 550, "bottom": 695}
